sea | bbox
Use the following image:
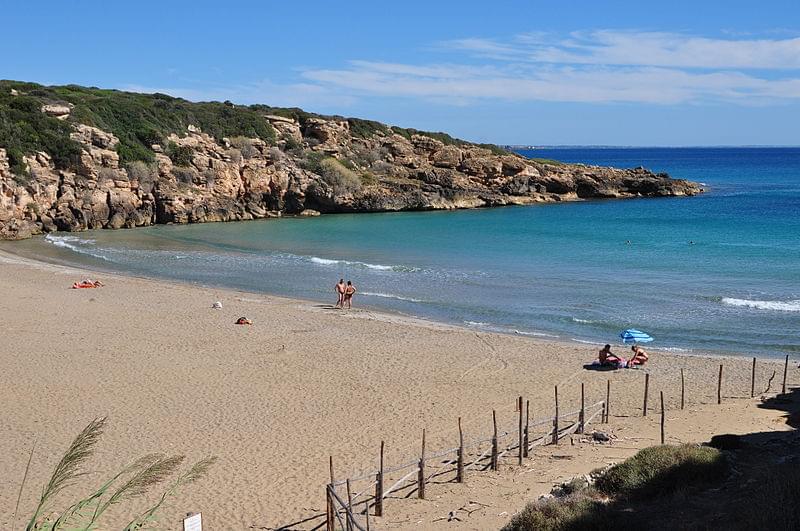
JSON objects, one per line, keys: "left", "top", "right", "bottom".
{"left": 4, "top": 147, "right": 799, "bottom": 358}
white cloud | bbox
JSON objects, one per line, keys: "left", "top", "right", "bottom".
{"left": 447, "top": 30, "right": 800, "bottom": 69}
{"left": 122, "top": 31, "right": 800, "bottom": 107}
{"left": 302, "top": 61, "right": 800, "bottom": 105}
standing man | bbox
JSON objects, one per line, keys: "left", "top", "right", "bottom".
{"left": 335, "top": 278, "right": 346, "bottom": 308}
{"left": 343, "top": 280, "right": 357, "bottom": 309}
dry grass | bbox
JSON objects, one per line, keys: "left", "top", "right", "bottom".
{"left": 20, "top": 418, "right": 215, "bottom": 531}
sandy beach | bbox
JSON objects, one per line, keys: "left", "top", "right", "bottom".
{"left": 0, "top": 249, "right": 796, "bottom": 530}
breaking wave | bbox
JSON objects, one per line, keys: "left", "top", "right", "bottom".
{"left": 309, "top": 256, "right": 420, "bottom": 272}
{"left": 44, "top": 234, "right": 109, "bottom": 260}
{"left": 361, "top": 291, "right": 425, "bottom": 303}
{"left": 721, "top": 297, "right": 800, "bottom": 313}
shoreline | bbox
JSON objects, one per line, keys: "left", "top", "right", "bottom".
{"left": 2, "top": 247, "right": 796, "bottom": 529}
{"left": 0, "top": 241, "right": 776, "bottom": 362}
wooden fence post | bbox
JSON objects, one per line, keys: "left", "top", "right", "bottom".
{"left": 751, "top": 357, "right": 756, "bottom": 398}
{"left": 680, "top": 368, "right": 685, "bottom": 410}
{"left": 326, "top": 484, "right": 333, "bottom": 531}
{"left": 374, "top": 441, "right": 384, "bottom": 517}
{"left": 457, "top": 417, "right": 465, "bottom": 483}
{"left": 643, "top": 373, "right": 650, "bottom": 416}
{"left": 346, "top": 479, "right": 354, "bottom": 531}
{"left": 783, "top": 355, "right": 789, "bottom": 394}
{"left": 578, "top": 383, "right": 585, "bottom": 434}
{"left": 517, "top": 396, "right": 524, "bottom": 465}
{"left": 523, "top": 400, "right": 530, "bottom": 457}
{"left": 717, "top": 364, "right": 723, "bottom": 405}
{"left": 418, "top": 429, "right": 426, "bottom": 499}
{"left": 553, "top": 386, "right": 559, "bottom": 445}
{"left": 605, "top": 380, "right": 611, "bottom": 423}
{"left": 660, "top": 391, "right": 665, "bottom": 445}
{"left": 327, "top": 457, "right": 335, "bottom": 531}
{"left": 491, "top": 410, "right": 499, "bottom": 471}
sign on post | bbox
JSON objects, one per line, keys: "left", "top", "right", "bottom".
{"left": 183, "top": 513, "right": 202, "bottom": 531}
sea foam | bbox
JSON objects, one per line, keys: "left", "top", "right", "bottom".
{"left": 721, "top": 297, "right": 800, "bottom": 312}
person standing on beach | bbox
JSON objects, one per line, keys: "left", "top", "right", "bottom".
{"left": 335, "top": 279, "right": 346, "bottom": 308}
{"left": 343, "top": 280, "right": 356, "bottom": 309}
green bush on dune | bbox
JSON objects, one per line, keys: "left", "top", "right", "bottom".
{"left": 503, "top": 444, "right": 727, "bottom": 531}
{"left": 595, "top": 444, "right": 726, "bottom": 498}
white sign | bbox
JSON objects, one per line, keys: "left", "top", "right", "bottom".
{"left": 183, "top": 513, "right": 202, "bottom": 531}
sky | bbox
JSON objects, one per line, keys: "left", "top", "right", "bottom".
{"left": 3, "top": 0, "right": 799, "bottom": 145}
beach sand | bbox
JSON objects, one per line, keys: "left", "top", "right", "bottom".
{"left": 0, "top": 249, "right": 796, "bottom": 529}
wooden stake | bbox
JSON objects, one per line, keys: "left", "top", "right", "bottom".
{"left": 491, "top": 410, "right": 499, "bottom": 470}
{"left": 374, "top": 441, "right": 384, "bottom": 516}
{"left": 326, "top": 485, "right": 333, "bottom": 531}
{"left": 346, "top": 479, "right": 354, "bottom": 531}
{"left": 553, "top": 386, "right": 559, "bottom": 445}
{"left": 578, "top": 383, "right": 585, "bottom": 434}
{"left": 783, "top": 355, "right": 789, "bottom": 394}
{"left": 523, "top": 400, "right": 530, "bottom": 458}
{"left": 605, "top": 380, "right": 611, "bottom": 423}
{"left": 717, "top": 364, "right": 723, "bottom": 404}
{"left": 327, "top": 456, "right": 335, "bottom": 531}
{"left": 680, "top": 368, "right": 685, "bottom": 410}
{"left": 418, "top": 429, "right": 426, "bottom": 499}
{"left": 751, "top": 357, "right": 756, "bottom": 398}
{"left": 518, "top": 396, "right": 524, "bottom": 465}
{"left": 660, "top": 391, "right": 665, "bottom": 445}
{"left": 456, "top": 417, "right": 465, "bottom": 483}
{"left": 643, "top": 373, "right": 650, "bottom": 416}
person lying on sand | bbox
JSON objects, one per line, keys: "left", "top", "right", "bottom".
{"left": 598, "top": 344, "right": 625, "bottom": 367}
{"left": 235, "top": 317, "right": 252, "bottom": 325}
{"left": 335, "top": 279, "right": 346, "bottom": 308}
{"left": 630, "top": 345, "right": 649, "bottom": 366}
{"left": 71, "top": 279, "right": 103, "bottom": 289}
{"left": 343, "top": 281, "right": 356, "bottom": 309}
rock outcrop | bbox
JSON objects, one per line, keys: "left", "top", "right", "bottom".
{"left": 0, "top": 112, "right": 702, "bottom": 240}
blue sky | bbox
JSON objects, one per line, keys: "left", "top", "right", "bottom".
{"left": 3, "top": 0, "right": 799, "bottom": 145}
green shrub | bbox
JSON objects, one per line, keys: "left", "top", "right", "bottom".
{"left": 0, "top": 80, "right": 277, "bottom": 168}
{"left": 299, "top": 150, "right": 325, "bottom": 174}
{"left": 229, "top": 136, "right": 259, "bottom": 159}
{"left": 166, "top": 142, "right": 194, "bottom": 167}
{"left": 502, "top": 491, "right": 608, "bottom": 531}
{"left": 319, "top": 157, "right": 362, "bottom": 195}
{"left": 596, "top": 444, "right": 726, "bottom": 499}
{"left": 347, "top": 118, "right": 390, "bottom": 139}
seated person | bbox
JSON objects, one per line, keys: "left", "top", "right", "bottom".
{"left": 598, "top": 344, "right": 624, "bottom": 366}
{"left": 630, "top": 345, "right": 649, "bottom": 366}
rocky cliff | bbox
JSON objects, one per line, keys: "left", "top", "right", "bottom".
{"left": 0, "top": 82, "right": 702, "bottom": 240}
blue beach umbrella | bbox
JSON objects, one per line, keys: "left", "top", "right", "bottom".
{"left": 620, "top": 329, "right": 654, "bottom": 344}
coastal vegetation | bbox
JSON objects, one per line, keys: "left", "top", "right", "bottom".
{"left": 503, "top": 440, "right": 800, "bottom": 530}
{"left": 0, "top": 79, "right": 702, "bottom": 241}
{"left": 19, "top": 417, "right": 215, "bottom": 530}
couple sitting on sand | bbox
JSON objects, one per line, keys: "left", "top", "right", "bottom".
{"left": 335, "top": 279, "right": 357, "bottom": 309}
{"left": 599, "top": 344, "right": 649, "bottom": 368}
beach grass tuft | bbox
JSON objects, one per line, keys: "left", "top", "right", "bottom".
{"left": 22, "top": 418, "right": 215, "bottom": 531}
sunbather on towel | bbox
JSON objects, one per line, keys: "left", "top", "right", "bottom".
{"left": 71, "top": 279, "right": 103, "bottom": 289}
{"left": 598, "top": 344, "right": 625, "bottom": 367}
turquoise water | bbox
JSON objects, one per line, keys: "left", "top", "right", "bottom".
{"left": 6, "top": 148, "right": 799, "bottom": 357}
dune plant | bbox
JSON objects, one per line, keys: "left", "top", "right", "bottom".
{"left": 23, "top": 417, "right": 216, "bottom": 530}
